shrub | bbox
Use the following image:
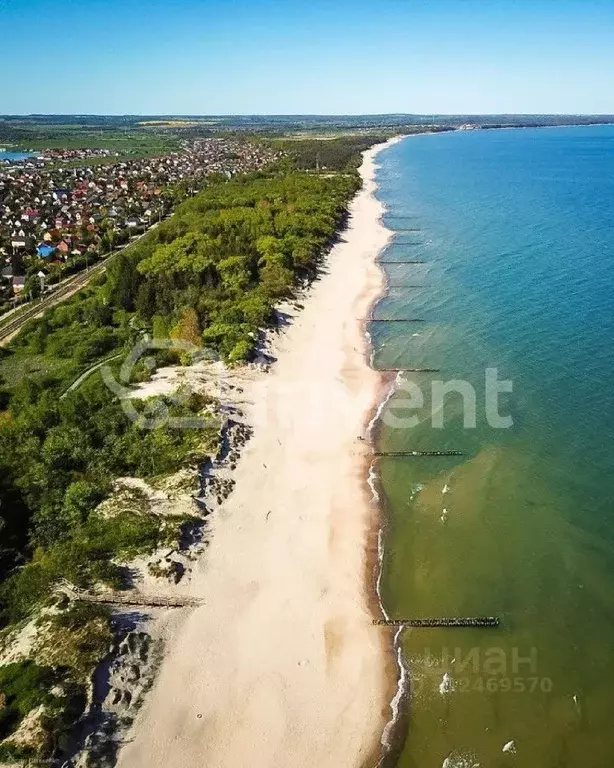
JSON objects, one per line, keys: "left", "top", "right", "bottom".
{"left": 0, "top": 661, "right": 56, "bottom": 741}
{"left": 34, "top": 604, "right": 113, "bottom": 683}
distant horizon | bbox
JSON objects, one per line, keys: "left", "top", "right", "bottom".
{"left": 3, "top": 112, "right": 614, "bottom": 119}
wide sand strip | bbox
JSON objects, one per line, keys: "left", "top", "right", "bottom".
{"left": 119, "top": 139, "right": 400, "bottom": 768}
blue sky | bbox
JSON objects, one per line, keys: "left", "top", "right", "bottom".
{"left": 1, "top": 0, "right": 613, "bottom": 114}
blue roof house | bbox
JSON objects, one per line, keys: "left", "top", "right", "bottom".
{"left": 37, "top": 243, "right": 56, "bottom": 258}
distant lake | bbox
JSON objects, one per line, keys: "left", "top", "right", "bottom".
{"left": 0, "top": 150, "right": 37, "bottom": 162}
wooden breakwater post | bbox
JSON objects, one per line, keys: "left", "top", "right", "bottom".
{"left": 378, "top": 367, "right": 441, "bottom": 373}
{"left": 379, "top": 260, "right": 427, "bottom": 265}
{"left": 374, "top": 450, "right": 464, "bottom": 457}
{"left": 369, "top": 318, "right": 426, "bottom": 323}
{"left": 373, "top": 617, "right": 500, "bottom": 628}
{"left": 384, "top": 227, "right": 421, "bottom": 233}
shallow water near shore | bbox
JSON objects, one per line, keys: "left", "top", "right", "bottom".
{"left": 372, "top": 126, "right": 614, "bottom": 767}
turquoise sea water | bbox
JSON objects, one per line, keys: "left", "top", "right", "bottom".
{"left": 373, "top": 126, "right": 614, "bottom": 768}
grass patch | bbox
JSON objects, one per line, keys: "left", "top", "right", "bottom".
{"left": 0, "top": 660, "right": 85, "bottom": 762}
{"left": 10, "top": 130, "right": 179, "bottom": 154}
{"left": 0, "top": 350, "right": 78, "bottom": 389}
{"left": 0, "top": 661, "right": 57, "bottom": 740}
{"left": 34, "top": 603, "right": 113, "bottom": 684}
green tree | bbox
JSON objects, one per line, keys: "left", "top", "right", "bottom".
{"left": 62, "top": 480, "right": 106, "bottom": 526}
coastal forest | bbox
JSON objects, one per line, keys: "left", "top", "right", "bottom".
{"left": 0, "top": 138, "right": 367, "bottom": 761}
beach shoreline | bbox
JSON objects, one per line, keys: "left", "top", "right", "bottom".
{"left": 117, "top": 137, "right": 402, "bottom": 768}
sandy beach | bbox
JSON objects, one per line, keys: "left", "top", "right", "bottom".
{"left": 118, "top": 138, "right": 401, "bottom": 768}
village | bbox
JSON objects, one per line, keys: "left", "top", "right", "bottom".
{"left": 0, "top": 137, "right": 280, "bottom": 311}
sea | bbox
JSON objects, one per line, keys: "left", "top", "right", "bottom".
{"left": 372, "top": 125, "right": 614, "bottom": 768}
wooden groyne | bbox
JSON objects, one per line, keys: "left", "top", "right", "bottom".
{"left": 370, "top": 318, "right": 425, "bottom": 323}
{"left": 374, "top": 450, "right": 464, "bottom": 457}
{"left": 374, "top": 617, "right": 499, "bottom": 628}
{"left": 379, "top": 260, "right": 426, "bottom": 265}
{"left": 378, "top": 368, "right": 441, "bottom": 373}
{"left": 385, "top": 226, "right": 421, "bottom": 233}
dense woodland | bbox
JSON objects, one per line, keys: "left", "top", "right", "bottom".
{"left": 0, "top": 165, "right": 359, "bottom": 608}
{"left": 272, "top": 135, "right": 391, "bottom": 171}
{"left": 0, "top": 139, "right": 366, "bottom": 761}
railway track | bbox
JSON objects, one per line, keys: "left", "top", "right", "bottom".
{"left": 0, "top": 259, "right": 109, "bottom": 344}
{"left": 0, "top": 226, "right": 158, "bottom": 346}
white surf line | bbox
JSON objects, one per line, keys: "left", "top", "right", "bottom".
{"left": 363, "top": 135, "right": 413, "bottom": 765}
